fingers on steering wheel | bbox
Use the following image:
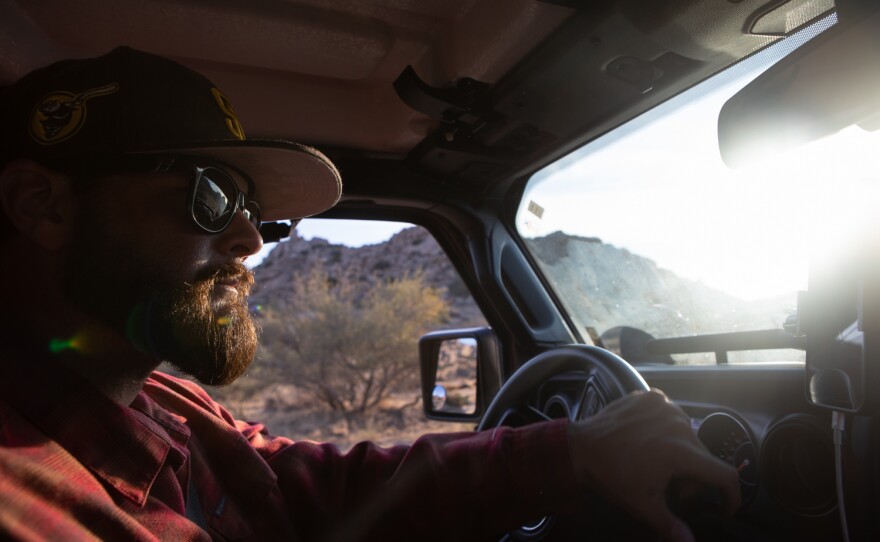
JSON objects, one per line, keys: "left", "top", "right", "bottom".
{"left": 649, "top": 387, "right": 692, "bottom": 419}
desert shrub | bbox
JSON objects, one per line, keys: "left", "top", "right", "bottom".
{"left": 259, "top": 270, "right": 448, "bottom": 423}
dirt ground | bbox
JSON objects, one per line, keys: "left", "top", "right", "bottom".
{"left": 204, "top": 377, "right": 474, "bottom": 452}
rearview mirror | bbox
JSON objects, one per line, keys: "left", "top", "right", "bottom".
{"left": 718, "top": 5, "right": 880, "bottom": 168}
{"left": 419, "top": 328, "right": 502, "bottom": 423}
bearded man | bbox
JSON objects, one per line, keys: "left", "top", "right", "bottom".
{"left": 0, "top": 47, "right": 738, "bottom": 541}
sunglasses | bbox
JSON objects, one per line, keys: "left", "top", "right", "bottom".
{"left": 184, "top": 161, "right": 261, "bottom": 234}
{"left": 180, "top": 160, "right": 296, "bottom": 242}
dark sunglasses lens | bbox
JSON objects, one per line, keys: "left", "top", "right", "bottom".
{"left": 193, "top": 168, "right": 238, "bottom": 231}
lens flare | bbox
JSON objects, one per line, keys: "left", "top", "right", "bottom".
{"left": 49, "top": 335, "right": 84, "bottom": 353}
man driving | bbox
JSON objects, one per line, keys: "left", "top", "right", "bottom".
{"left": 0, "top": 46, "right": 738, "bottom": 541}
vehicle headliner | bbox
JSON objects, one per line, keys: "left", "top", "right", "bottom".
{"left": 0, "top": 0, "right": 823, "bottom": 204}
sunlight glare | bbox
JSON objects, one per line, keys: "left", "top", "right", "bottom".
{"left": 518, "top": 16, "right": 878, "bottom": 302}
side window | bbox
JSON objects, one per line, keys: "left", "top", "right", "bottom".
{"left": 206, "top": 220, "right": 485, "bottom": 449}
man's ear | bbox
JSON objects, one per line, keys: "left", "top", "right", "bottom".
{"left": 0, "top": 159, "right": 78, "bottom": 251}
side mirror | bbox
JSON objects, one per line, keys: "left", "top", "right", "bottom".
{"left": 419, "top": 327, "right": 502, "bottom": 422}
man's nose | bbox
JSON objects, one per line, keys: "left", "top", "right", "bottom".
{"left": 217, "top": 209, "right": 264, "bottom": 259}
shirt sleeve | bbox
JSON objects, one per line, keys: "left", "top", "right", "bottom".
{"left": 263, "top": 420, "right": 580, "bottom": 541}
{"left": 146, "top": 372, "right": 582, "bottom": 541}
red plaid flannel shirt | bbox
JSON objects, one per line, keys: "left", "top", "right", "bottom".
{"left": 0, "top": 350, "right": 579, "bottom": 541}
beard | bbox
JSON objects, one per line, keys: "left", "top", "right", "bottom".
{"left": 146, "top": 262, "right": 259, "bottom": 386}
{"left": 63, "top": 210, "right": 259, "bottom": 386}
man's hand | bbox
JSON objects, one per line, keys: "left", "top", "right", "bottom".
{"left": 567, "top": 389, "right": 740, "bottom": 542}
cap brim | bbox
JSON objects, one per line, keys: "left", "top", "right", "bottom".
{"left": 137, "top": 139, "right": 342, "bottom": 222}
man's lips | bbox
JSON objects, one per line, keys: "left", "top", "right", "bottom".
{"left": 204, "top": 263, "right": 254, "bottom": 299}
{"left": 213, "top": 276, "right": 244, "bottom": 296}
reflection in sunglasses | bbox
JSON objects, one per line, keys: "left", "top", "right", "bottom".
{"left": 181, "top": 159, "right": 263, "bottom": 235}
{"left": 197, "top": 177, "right": 231, "bottom": 221}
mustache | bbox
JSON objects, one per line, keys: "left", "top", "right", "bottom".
{"left": 193, "top": 261, "right": 255, "bottom": 294}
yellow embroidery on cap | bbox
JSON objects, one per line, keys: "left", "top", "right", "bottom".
{"left": 211, "top": 88, "right": 245, "bottom": 140}
{"left": 29, "top": 84, "right": 119, "bottom": 145}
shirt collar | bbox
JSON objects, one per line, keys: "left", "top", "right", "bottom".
{"left": 0, "top": 349, "right": 190, "bottom": 507}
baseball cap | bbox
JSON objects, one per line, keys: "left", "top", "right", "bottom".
{"left": 0, "top": 46, "right": 342, "bottom": 222}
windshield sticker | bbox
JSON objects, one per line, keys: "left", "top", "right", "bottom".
{"left": 527, "top": 200, "right": 544, "bottom": 219}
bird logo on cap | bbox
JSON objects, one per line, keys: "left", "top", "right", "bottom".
{"left": 210, "top": 88, "right": 246, "bottom": 140}
{"left": 29, "top": 83, "right": 119, "bottom": 145}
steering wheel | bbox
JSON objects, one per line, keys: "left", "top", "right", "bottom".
{"left": 478, "top": 345, "right": 652, "bottom": 540}
{"left": 477, "top": 344, "right": 649, "bottom": 432}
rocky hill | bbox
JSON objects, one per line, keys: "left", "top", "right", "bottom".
{"left": 251, "top": 226, "right": 487, "bottom": 328}
{"left": 253, "top": 227, "right": 796, "bottom": 347}
{"left": 524, "top": 231, "right": 796, "bottom": 342}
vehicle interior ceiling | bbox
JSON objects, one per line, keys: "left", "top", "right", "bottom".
{"left": 0, "top": 0, "right": 820, "bottom": 206}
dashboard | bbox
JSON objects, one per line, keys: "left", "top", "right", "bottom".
{"left": 529, "top": 363, "right": 842, "bottom": 541}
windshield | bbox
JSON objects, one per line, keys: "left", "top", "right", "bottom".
{"left": 516, "top": 14, "right": 880, "bottom": 364}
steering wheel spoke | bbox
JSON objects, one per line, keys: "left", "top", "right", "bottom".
{"left": 492, "top": 405, "right": 553, "bottom": 428}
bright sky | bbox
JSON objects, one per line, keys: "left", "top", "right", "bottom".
{"left": 519, "top": 120, "right": 880, "bottom": 300}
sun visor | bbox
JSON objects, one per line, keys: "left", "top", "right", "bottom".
{"left": 718, "top": 7, "right": 880, "bottom": 169}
